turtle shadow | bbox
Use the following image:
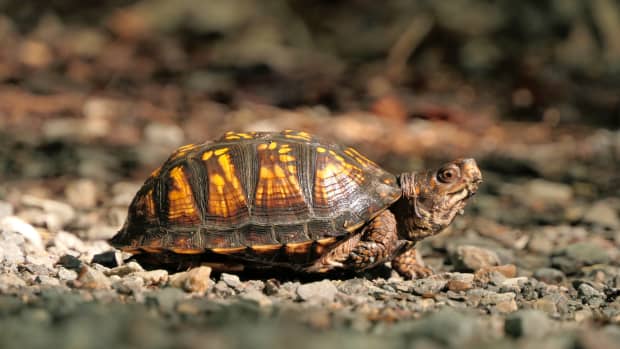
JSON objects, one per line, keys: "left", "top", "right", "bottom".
{"left": 128, "top": 252, "right": 394, "bottom": 282}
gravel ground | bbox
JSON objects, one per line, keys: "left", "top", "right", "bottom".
{"left": 1, "top": 128, "right": 619, "bottom": 349}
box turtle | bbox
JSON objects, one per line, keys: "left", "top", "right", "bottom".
{"left": 110, "top": 130, "right": 482, "bottom": 278}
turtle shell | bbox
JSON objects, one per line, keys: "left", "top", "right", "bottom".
{"left": 110, "top": 130, "right": 401, "bottom": 266}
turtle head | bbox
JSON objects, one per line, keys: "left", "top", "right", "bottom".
{"left": 395, "top": 158, "right": 482, "bottom": 241}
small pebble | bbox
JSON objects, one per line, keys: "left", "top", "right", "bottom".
{"left": 220, "top": 273, "right": 242, "bottom": 290}
{"left": 76, "top": 266, "right": 111, "bottom": 289}
{"left": 57, "top": 255, "right": 83, "bottom": 270}
{"left": 132, "top": 270, "right": 169, "bottom": 286}
{"left": 92, "top": 251, "right": 123, "bottom": 268}
{"left": 297, "top": 280, "right": 338, "bottom": 303}
{"left": 1, "top": 216, "right": 43, "bottom": 250}
{"left": 534, "top": 268, "right": 566, "bottom": 285}
{"left": 169, "top": 266, "right": 212, "bottom": 293}
{"left": 452, "top": 245, "right": 501, "bottom": 271}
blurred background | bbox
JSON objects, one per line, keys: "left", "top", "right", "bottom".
{"left": 1, "top": 1, "right": 620, "bottom": 348}
{"left": 1, "top": 0, "right": 619, "bottom": 181}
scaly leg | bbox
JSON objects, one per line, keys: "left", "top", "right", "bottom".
{"left": 306, "top": 210, "right": 406, "bottom": 273}
{"left": 392, "top": 247, "right": 433, "bottom": 279}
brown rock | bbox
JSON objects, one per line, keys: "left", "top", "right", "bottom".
{"left": 452, "top": 245, "right": 501, "bottom": 271}
{"left": 474, "top": 264, "right": 518, "bottom": 284}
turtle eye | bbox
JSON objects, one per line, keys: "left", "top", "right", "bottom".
{"left": 437, "top": 166, "right": 460, "bottom": 183}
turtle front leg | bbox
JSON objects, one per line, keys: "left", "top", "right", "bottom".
{"left": 306, "top": 210, "right": 406, "bottom": 273}
{"left": 392, "top": 247, "right": 433, "bottom": 279}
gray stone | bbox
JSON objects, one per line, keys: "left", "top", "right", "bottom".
{"left": 0, "top": 240, "right": 24, "bottom": 264}
{"left": 451, "top": 245, "right": 500, "bottom": 271}
{"left": 220, "top": 273, "right": 242, "bottom": 290}
{"left": 213, "top": 280, "right": 235, "bottom": 297}
{"left": 1, "top": 216, "right": 43, "bottom": 250}
{"left": 112, "top": 275, "right": 145, "bottom": 295}
{"left": 534, "top": 268, "right": 566, "bottom": 284}
{"left": 146, "top": 287, "right": 186, "bottom": 313}
{"left": 20, "top": 195, "right": 76, "bottom": 230}
{"left": 578, "top": 283, "right": 605, "bottom": 307}
{"left": 297, "top": 280, "right": 338, "bottom": 302}
{"left": 583, "top": 200, "right": 620, "bottom": 229}
{"left": 392, "top": 309, "right": 480, "bottom": 347}
{"left": 57, "top": 267, "right": 78, "bottom": 281}
{"left": 411, "top": 277, "right": 448, "bottom": 296}
{"left": 132, "top": 269, "right": 168, "bottom": 286}
{"left": 552, "top": 242, "right": 610, "bottom": 274}
{"left": 505, "top": 310, "right": 552, "bottom": 338}
{"left": 51, "top": 231, "right": 87, "bottom": 254}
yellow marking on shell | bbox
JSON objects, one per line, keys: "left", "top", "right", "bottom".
{"left": 273, "top": 164, "right": 286, "bottom": 178}
{"left": 214, "top": 147, "right": 229, "bottom": 156}
{"left": 211, "top": 173, "right": 226, "bottom": 187}
{"left": 211, "top": 247, "right": 246, "bottom": 254}
{"left": 202, "top": 150, "right": 213, "bottom": 161}
{"left": 316, "top": 147, "right": 326, "bottom": 153}
{"left": 317, "top": 237, "right": 338, "bottom": 246}
{"left": 283, "top": 133, "right": 312, "bottom": 141}
{"left": 313, "top": 149, "right": 366, "bottom": 206}
{"left": 170, "top": 144, "right": 197, "bottom": 160}
{"left": 255, "top": 145, "right": 304, "bottom": 207}
{"left": 251, "top": 244, "right": 282, "bottom": 253}
{"left": 313, "top": 237, "right": 339, "bottom": 256}
{"left": 257, "top": 143, "right": 268, "bottom": 151}
{"left": 268, "top": 142, "right": 277, "bottom": 150}
{"left": 279, "top": 154, "right": 296, "bottom": 162}
{"left": 283, "top": 130, "right": 313, "bottom": 140}
{"left": 169, "top": 248, "right": 205, "bottom": 254}
{"left": 145, "top": 189, "right": 156, "bottom": 217}
{"left": 285, "top": 241, "right": 313, "bottom": 254}
{"left": 278, "top": 147, "right": 292, "bottom": 154}
{"left": 224, "top": 131, "right": 254, "bottom": 140}
{"left": 167, "top": 166, "right": 200, "bottom": 222}
{"left": 206, "top": 152, "right": 248, "bottom": 218}
{"left": 344, "top": 147, "right": 378, "bottom": 167}
{"left": 150, "top": 166, "right": 161, "bottom": 178}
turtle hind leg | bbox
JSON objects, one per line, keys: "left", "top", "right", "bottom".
{"left": 392, "top": 247, "right": 433, "bottom": 279}
{"left": 305, "top": 210, "right": 404, "bottom": 273}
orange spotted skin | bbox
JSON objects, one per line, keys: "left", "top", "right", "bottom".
{"left": 110, "top": 130, "right": 401, "bottom": 269}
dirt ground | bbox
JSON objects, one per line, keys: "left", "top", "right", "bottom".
{"left": 0, "top": 1, "right": 619, "bottom": 348}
